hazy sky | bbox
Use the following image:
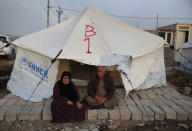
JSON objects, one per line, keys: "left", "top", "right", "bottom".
{"left": 0, "top": 0, "right": 192, "bottom": 36}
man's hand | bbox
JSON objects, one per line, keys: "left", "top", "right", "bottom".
{"left": 67, "top": 100, "right": 74, "bottom": 105}
{"left": 76, "top": 101, "right": 82, "bottom": 109}
{"left": 99, "top": 97, "right": 107, "bottom": 104}
{"left": 95, "top": 96, "right": 102, "bottom": 104}
{"left": 95, "top": 96, "right": 107, "bottom": 104}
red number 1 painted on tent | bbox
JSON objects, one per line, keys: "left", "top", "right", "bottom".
{"left": 84, "top": 25, "right": 96, "bottom": 54}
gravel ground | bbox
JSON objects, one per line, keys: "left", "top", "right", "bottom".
{"left": 0, "top": 120, "right": 192, "bottom": 131}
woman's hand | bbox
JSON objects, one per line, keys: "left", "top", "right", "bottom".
{"left": 76, "top": 101, "right": 82, "bottom": 109}
{"left": 67, "top": 100, "right": 74, "bottom": 105}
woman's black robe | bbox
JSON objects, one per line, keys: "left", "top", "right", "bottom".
{"left": 51, "top": 82, "right": 87, "bottom": 123}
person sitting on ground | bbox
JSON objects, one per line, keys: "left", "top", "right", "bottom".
{"left": 85, "top": 66, "right": 119, "bottom": 109}
{"left": 51, "top": 71, "right": 87, "bottom": 123}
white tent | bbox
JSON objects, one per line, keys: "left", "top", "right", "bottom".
{"left": 180, "top": 41, "right": 192, "bottom": 71}
{"left": 7, "top": 6, "right": 167, "bottom": 102}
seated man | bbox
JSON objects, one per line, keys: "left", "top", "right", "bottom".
{"left": 85, "top": 66, "right": 119, "bottom": 109}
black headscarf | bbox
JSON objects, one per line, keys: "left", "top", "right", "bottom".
{"left": 58, "top": 71, "right": 77, "bottom": 102}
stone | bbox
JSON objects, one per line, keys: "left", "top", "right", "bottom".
{"left": 0, "top": 99, "right": 8, "bottom": 107}
{"left": 138, "top": 92, "right": 149, "bottom": 99}
{"left": 162, "top": 94, "right": 174, "bottom": 99}
{"left": 42, "top": 105, "right": 52, "bottom": 120}
{"left": 173, "top": 99, "right": 192, "bottom": 107}
{"left": 87, "top": 109, "right": 97, "bottom": 120}
{"left": 178, "top": 123, "right": 189, "bottom": 129}
{"left": 136, "top": 123, "right": 145, "bottom": 127}
{"left": 144, "top": 90, "right": 157, "bottom": 99}
{"left": 160, "top": 106, "right": 176, "bottom": 120}
{"left": 3, "top": 94, "right": 17, "bottom": 99}
{"left": 182, "top": 100, "right": 192, "bottom": 107}
{"left": 124, "top": 98, "right": 136, "bottom": 106}
{"left": 150, "top": 106, "right": 165, "bottom": 120}
{"left": 4, "top": 99, "right": 18, "bottom": 107}
{"left": 109, "top": 107, "right": 120, "bottom": 120}
{"left": 181, "top": 106, "right": 192, "bottom": 120}
{"left": 130, "top": 92, "right": 140, "bottom": 100}
{"left": 98, "top": 109, "right": 108, "bottom": 119}
{"left": 29, "top": 105, "right": 43, "bottom": 120}
{"left": 78, "top": 129, "right": 89, "bottom": 131}
{"left": 154, "top": 126, "right": 159, "bottom": 131}
{"left": 0, "top": 107, "right": 9, "bottom": 120}
{"left": 18, "top": 105, "right": 32, "bottom": 120}
{"left": 64, "top": 127, "right": 73, "bottom": 131}
{"left": 137, "top": 105, "right": 154, "bottom": 121}
{"left": 32, "top": 100, "right": 45, "bottom": 106}
{"left": 156, "top": 95, "right": 166, "bottom": 100}
{"left": 108, "top": 124, "right": 118, "bottom": 130}
{"left": 118, "top": 99, "right": 126, "bottom": 106}
{"left": 147, "top": 94, "right": 157, "bottom": 99}
{"left": 5, "top": 105, "right": 21, "bottom": 121}
{"left": 172, "top": 106, "right": 188, "bottom": 120}
{"left": 128, "top": 105, "right": 142, "bottom": 120}
{"left": 153, "top": 88, "right": 164, "bottom": 95}
{"left": 140, "top": 99, "right": 156, "bottom": 107}
{"left": 44, "top": 98, "right": 53, "bottom": 106}
{"left": 134, "top": 100, "right": 154, "bottom": 121}
{"left": 75, "top": 126, "right": 79, "bottom": 129}
{"left": 161, "top": 99, "right": 177, "bottom": 107}
{"left": 184, "top": 86, "right": 191, "bottom": 96}
{"left": 91, "top": 128, "right": 99, "bottom": 131}
{"left": 180, "top": 94, "right": 192, "bottom": 101}
{"left": 119, "top": 106, "right": 131, "bottom": 120}
{"left": 14, "top": 99, "right": 25, "bottom": 106}
{"left": 153, "top": 99, "right": 167, "bottom": 107}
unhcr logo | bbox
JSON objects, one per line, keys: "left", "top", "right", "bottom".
{"left": 19, "top": 56, "right": 48, "bottom": 81}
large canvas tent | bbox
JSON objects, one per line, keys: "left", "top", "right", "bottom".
{"left": 7, "top": 6, "right": 167, "bottom": 102}
{"left": 180, "top": 41, "right": 192, "bottom": 71}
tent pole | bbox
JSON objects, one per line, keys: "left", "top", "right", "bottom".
{"left": 88, "top": 65, "right": 90, "bottom": 79}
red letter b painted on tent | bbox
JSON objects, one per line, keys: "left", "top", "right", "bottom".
{"left": 84, "top": 25, "right": 96, "bottom": 37}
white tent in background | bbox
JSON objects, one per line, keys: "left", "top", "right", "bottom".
{"left": 7, "top": 6, "right": 167, "bottom": 102}
{"left": 180, "top": 41, "right": 192, "bottom": 71}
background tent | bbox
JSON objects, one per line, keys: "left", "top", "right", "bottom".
{"left": 7, "top": 6, "right": 166, "bottom": 102}
{"left": 180, "top": 41, "right": 192, "bottom": 71}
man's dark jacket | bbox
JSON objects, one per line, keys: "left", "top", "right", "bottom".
{"left": 87, "top": 72, "right": 115, "bottom": 100}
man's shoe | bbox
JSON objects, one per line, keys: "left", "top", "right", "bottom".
{"left": 88, "top": 104, "right": 105, "bottom": 109}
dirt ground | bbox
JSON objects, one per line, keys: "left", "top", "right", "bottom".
{"left": 0, "top": 120, "right": 192, "bottom": 131}
{"left": 0, "top": 57, "right": 192, "bottom": 131}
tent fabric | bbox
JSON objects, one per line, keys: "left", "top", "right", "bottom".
{"left": 7, "top": 47, "right": 59, "bottom": 102}
{"left": 181, "top": 41, "right": 192, "bottom": 49}
{"left": 13, "top": 6, "right": 164, "bottom": 61}
{"left": 8, "top": 6, "right": 166, "bottom": 102}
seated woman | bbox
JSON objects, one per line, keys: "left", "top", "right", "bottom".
{"left": 51, "top": 71, "right": 87, "bottom": 123}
